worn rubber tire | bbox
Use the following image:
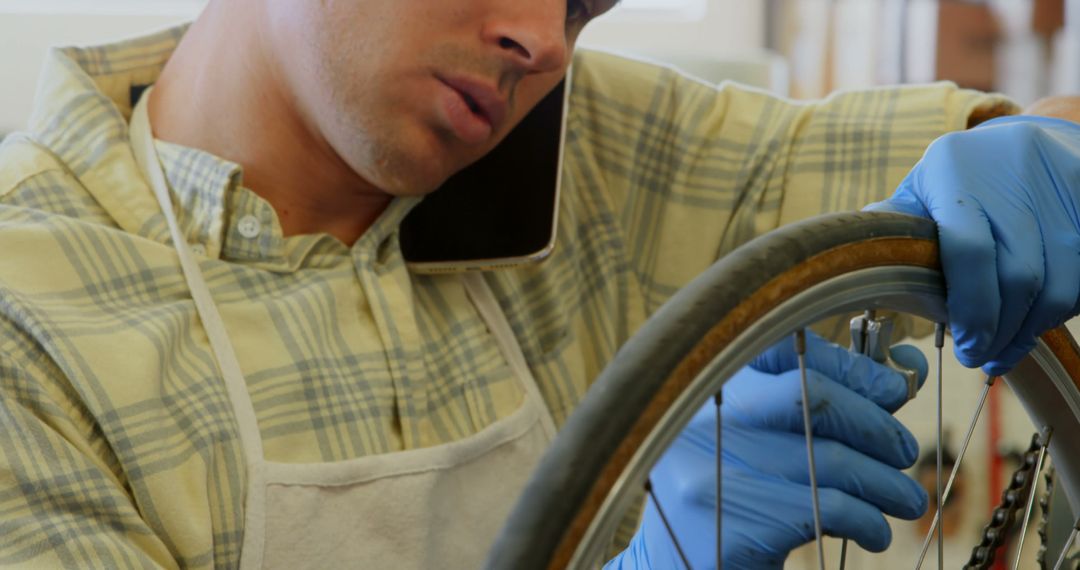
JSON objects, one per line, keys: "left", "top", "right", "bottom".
{"left": 484, "top": 211, "right": 1080, "bottom": 569}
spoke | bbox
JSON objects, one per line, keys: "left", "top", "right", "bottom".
{"left": 915, "top": 376, "right": 995, "bottom": 570}
{"left": 934, "top": 323, "right": 945, "bottom": 570}
{"left": 1053, "top": 523, "right": 1079, "bottom": 570}
{"left": 715, "top": 392, "right": 722, "bottom": 570}
{"left": 796, "top": 329, "right": 826, "bottom": 570}
{"left": 645, "top": 479, "right": 694, "bottom": 570}
{"left": 839, "top": 309, "right": 872, "bottom": 570}
{"left": 1012, "top": 428, "right": 1053, "bottom": 570}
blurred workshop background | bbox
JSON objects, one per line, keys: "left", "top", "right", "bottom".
{"left": 3, "top": 0, "right": 1078, "bottom": 130}
{"left": 2, "top": 0, "right": 1078, "bottom": 567}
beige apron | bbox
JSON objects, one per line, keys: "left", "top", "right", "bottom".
{"left": 130, "top": 92, "right": 557, "bottom": 569}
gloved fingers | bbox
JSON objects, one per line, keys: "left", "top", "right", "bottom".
{"left": 889, "top": 344, "right": 929, "bottom": 393}
{"left": 815, "top": 438, "right": 928, "bottom": 520}
{"left": 748, "top": 329, "right": 819, "bottom": 373}
{"left": 602, "top": 526, "right": 655, "bottom": 570}
{"left": 641, "top": 467, "right": 791, "bottom": 570}
{"left": 972, "top": 211, "right": 1044, "bottom": 372}
{"left": 867, "top": 118, "right": 1080, "bottom": 371}
{"left": 751, "top": 330, "right": 854, "bottom": 376}
{"left": 794, "top": 371, "right": 919, "bottom": 468}
{"left": 863, "top": 174, "right": 931, "bottom": 218}
{"left": 717, "top": 427, "right": 927, "bottom": 520}
{"left": 933, "top": 193, "right": 1004, "bottom": 368}
{"left": 818, "top": 487, "right": 893, "bottom": 552}
{"left": 748, "top": 331, "right": 922, "bottom": 413}
{"left": 778, "top": 432, "right": 927, "bottom": 520}
{"left": 647, "top": 463, "right": 892, "bottom": 567}
{"left": 724, "top": 369, "right": 919, "bottom": 468}
{"left": 983, "top": 232, "right": 1080, "bottom": 376}
{"left": 747, "top": 479, "right": 894, "bottom": 553}
{"left": 642, "top": 462, "right": 721, "bottom": 570}
{"left": 862, "top": 344, "right": 929, "bottom": 413}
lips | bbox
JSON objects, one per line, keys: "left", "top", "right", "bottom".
{"left": 436, "top": 75, "right": 509, "bottom": 144}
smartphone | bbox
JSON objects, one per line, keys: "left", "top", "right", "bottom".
{"left": 400, "top": 75, "right": 570, "bottom": 273}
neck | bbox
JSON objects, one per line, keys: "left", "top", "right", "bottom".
{"left": 148, "top": 2, "right": 392, "bottom": 246}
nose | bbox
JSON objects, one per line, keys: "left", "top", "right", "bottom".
{"left": 482, "top": 1, "right": 570, "bottom": 74}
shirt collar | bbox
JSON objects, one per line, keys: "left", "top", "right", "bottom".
{"left": 153, "top": 139, "right": 236, "bottom": 260}
{"left": 29, "top": 25, "right": 188, "bottom": 246}
{"left": 153, "top": 138, "right": 421, "bottom": 269}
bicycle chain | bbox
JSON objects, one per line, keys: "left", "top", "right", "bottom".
{"left": 965, "top": 432, "right": 1044, "bottom": 569}
{"left": 1038, "top": 464, "right": 1055, "bottom": 569}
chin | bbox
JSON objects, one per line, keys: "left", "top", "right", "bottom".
{"left": 366, "top": 161, "right": 457, "bottom": 197}
{"left": 345, "top": 149, "right": 453, "bottom": 198}
{"left": 343, "top": 121, "right": 491, "bottom": 198}
{"left": 379, "top": 149, "right": 486, "bottom": 198}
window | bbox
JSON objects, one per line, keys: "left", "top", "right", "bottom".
{"left": 605, "top": 0, "right": 707, "bottom": 20}
{"left": 0, "top": 0, "right": 205, "bottom": 16}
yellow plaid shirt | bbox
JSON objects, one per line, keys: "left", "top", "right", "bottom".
{"left": 0, "top": 25, "right": 1014, "bottom": 569}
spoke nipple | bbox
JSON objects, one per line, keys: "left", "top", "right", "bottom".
{"left": 934, "top": 323, "right": 946, "bottom": 349}
{"left": 1039, "top": 427, "right": 1054, "bottom": 449}
{"left": 795, "top": 329, "right": 807, "bottom": 355}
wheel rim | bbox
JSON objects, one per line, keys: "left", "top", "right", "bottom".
{"left": 485, "top": 213, "right": 1080, "bottom": 569}
{"left": 573, "top": 265, "right": 950, "bottom": 567}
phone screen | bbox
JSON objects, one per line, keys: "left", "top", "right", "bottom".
{"left": 400, "top": 79, "right": 567, "bottom": 269}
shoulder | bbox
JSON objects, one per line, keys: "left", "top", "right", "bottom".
{"left": 0, "top": 134, "right": 67, "bottom": 193}
{"left": 0, "top": 133, "right": 118, "bottom": 226}
{"left": 569, "top": 49, "right": 715, "bottom": 112}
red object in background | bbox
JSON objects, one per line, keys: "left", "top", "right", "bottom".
{"left": 987, "top": 377, "right": 1005, "bottom": 570}
{"left": 935, "top": 2, "right": 1002, "bottom": 93}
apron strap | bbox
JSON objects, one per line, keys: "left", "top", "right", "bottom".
{"left": 130, "top": 89, "right": 266, "bottom": 465}
{"left": 462, "top": 272, "right": 558, "bottom": 440}
{"left": 129, "top": 91, "right": 269, "bottom": 569}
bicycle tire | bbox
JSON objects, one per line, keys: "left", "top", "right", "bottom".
{"left": 484, "top": 211, "right": 1080, "bottom": 569}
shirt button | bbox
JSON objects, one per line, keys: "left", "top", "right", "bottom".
{"left": 237, "top": 215, "right": 262, "bottom": 239}
{"left": 189, "top": 243, "right": 207, "bottom": 257}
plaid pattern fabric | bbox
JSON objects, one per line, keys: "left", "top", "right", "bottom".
{"left": 0, "top": 26, "right": 1015, "bottom": 569}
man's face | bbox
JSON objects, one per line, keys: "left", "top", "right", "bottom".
{"left": 264, "top": 0, "right": 617, "bottom": 196}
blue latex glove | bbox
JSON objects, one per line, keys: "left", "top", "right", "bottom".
{"left": 866, "top": 116, "right": 1080, "bottom": 375}
{"left": 606, "top": 332, "right": 928, "bottom": 570}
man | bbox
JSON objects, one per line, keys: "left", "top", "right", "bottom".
{"left": 1, "top": 0, "right": 1079, "bottom": 568}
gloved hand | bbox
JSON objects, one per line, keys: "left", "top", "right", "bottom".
{"left": 865, "top": 116, "right": 1080, "bottom": 376}
{"left": 606, "top": 332, "right": 928, "bottom": 570}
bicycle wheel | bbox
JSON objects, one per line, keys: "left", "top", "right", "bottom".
{"left": 484, "top": 211, "right": 1080, "bottom": 569}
